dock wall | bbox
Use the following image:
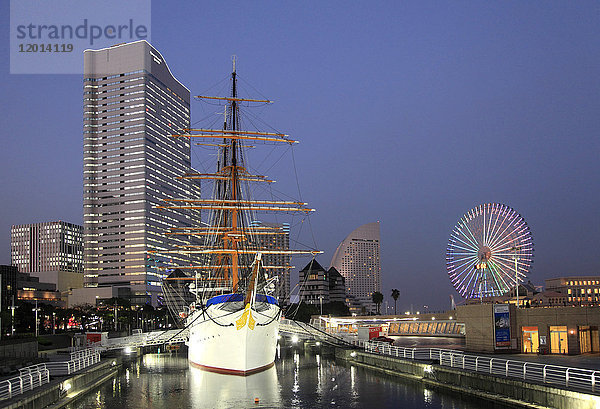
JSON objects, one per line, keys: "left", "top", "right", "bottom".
{"left": 2, "top": 356, "right": 124, "bottom": 409}
{"left": 336, "top": 349, "right": 600, "bottom": 409}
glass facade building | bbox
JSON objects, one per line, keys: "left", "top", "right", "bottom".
{"left": 11, "top": 221, "right": 83, "bottom": 274}
{"left": 330, "top": 222, "right": 381, "bottom": 312}
{"left": 249, "top": 221, "right": 291, "bottom": 305}
{"left": 83, "top": 41, "right": 199, "bottom": 306}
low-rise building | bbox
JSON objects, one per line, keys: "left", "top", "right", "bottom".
{"left": 545, "top": 276, "right": 600, "bottom": 306}
{"left": 456, "top": 303, "right": 600, "bottom": 355}
{"left": 327, "top": 267, "right": 346, "bottom": 304}
{"left": 11, "top": 221, "right": 84, "bottom": 300}
{"left": 0, "top": 265, "right": 18, "bottom": 311}
{"left": 68, "top": 286, "right": 131, "bottom": 308}
{"left": 532, "top": 290, "right": 568, "bottom": 307}
{"left": 299, "top": 260, "right": 347, "bottom": 306}
{"left": 16, "top": 271, "right": 62, "bottom": 307}
{"left": 345, "top": 294, "right": 368, "bottom": 316}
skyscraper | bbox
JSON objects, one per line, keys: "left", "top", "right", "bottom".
{"left": 11, "top": 221, "right": 83, "bottom": 295}
{"left": 250, "top": 221, "right": 291, "bottom": 305}
{"left": 83, "top": 41, "right": 199, "bottom": 306}
{"left": 330, "top": 222, "right": 381, "bottom": 312}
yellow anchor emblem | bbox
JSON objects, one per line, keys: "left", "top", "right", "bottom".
{"left": 236, "top": 303, "right": 256, "bottom": 330}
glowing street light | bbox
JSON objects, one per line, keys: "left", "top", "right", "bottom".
{"left": 32, "top": 300, "right": 40, "bottom": 338}
{"left": 9, "top": 296, "right": 17, "bottom": 336}
{"left": 511, "top": 247, "right": 520, "bottom": 308}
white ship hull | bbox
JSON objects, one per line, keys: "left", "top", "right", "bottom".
{"left": 186, "top": 295, "right": 280, "bottom": 376}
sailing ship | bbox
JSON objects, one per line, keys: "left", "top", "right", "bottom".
{"left": 156, "top": 59, "right": 320, "bottom": 375}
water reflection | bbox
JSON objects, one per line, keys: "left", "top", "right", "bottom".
{"left": 424, "top": 388, "right": 433, "bottom": 404}
{"left": 189, "top": 365, "right": 280, "bottom": 408}
{"left": 71, "top": 349, "right": 516, "bottom": 409}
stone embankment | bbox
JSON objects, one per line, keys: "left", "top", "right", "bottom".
{"left": 2, "top": 356, "right": 124, "bottom": 409}
{"left": 336, "top": 349, "right": 599, "bottom": 409}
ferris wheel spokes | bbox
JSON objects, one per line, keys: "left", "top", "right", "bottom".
{"left": 446, "top": 203, "right": 534, "bottom": 300}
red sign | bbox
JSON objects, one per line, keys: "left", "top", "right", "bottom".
{"left": 368, "top": 326, "right": 382, "bottom": 339}
{"left": 86, "top": 332, "right": 102, "bottom": 345}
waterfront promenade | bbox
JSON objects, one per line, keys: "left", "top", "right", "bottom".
{"left": 3, "top": 332, "right": 600, "bottom": 408}
{"left": 392, "top": 334, "right": 600, "bottom": 372}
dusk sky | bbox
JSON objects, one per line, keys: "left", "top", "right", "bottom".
{"left": 1, "top": 1, "right": 599, "bottom": 311}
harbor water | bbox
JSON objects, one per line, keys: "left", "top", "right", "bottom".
{"left": 69, "top": 346, "right": 512, "bottom": 409}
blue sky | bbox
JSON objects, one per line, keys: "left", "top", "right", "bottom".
{"left": 1, "top": 1, "right": 599, "bottom": 311}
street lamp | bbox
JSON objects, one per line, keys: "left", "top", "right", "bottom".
{"left": 511, "top": 247, "right": 520, "bottom": 308}
{"left": 9, "top": 297, "right": 17, "bottom": 336}
{"left": 32, "top": 300, "right": 40, "bottom": 338}
{"left": 114, "top": 303, "right": 118, "bottom": 332}
{"left": 318, "top": 296, "right": 323, "bottom": 316}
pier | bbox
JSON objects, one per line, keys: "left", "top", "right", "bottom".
{"left": 3, "top": 321, "right": 600, "bottom": 408}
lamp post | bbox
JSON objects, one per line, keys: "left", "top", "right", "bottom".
{"left": 33, "top": 300, "right": 39, "bottom": 338}
{"left": 9, "top": 296, "right": 16, "bottom": 336}
{"left": 318, "top": 295, "right": 323, "bottom": 315}
{"left": 476, "top": 262, "right": 486, "bottom": 303}
{"left": 511, "top": 247, "right": 519, "bottom": 308}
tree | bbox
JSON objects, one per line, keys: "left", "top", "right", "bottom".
{"left": 372, "top": 291, "right": 384, "bottom": 314}
{"left": 73, "top": 303, "right": 96, "bottom": 331}
{"left": 391, "top": 289, "right": 400, "bottom": 315}
{"left": 324, "top": 301, "right": 350, "bottom": 317}
{"left": 142, "top": 304, "right": 155, "bottom": 331}
{"left": 100, "top": 297, "right": 131, "bottom": 332}
{"left": 16, "top": 301, "right": 35, "bottom": 334}
{"left": 39, "top": 303, "right": 56, "bottom": 334}
{"left": 285, "top": 303, "right": 319, "bottom": 323}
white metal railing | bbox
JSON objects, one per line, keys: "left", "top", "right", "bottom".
{"left": 94, "top": 329, "right": 189, "bottom": 352}
{"left": 362, "top": 341, "right": 600, "bottom": 394}
{"left": 45, "top": 348, "right": 101, "bottom": 376}
{"left": 0, "top": 364, "right": 50, "bottom": 401}
{"left": 279, "top": 319, "right": 318, "bottom": 338}
{"left": 364, "top": 341, "right": 463, "bottom": 361}
{"left": 439, "top": 352, "right": 600, "bottom": 394}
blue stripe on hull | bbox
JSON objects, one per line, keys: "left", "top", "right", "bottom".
{"left": 206, "top": 293, "right": 279, "bottom": 307}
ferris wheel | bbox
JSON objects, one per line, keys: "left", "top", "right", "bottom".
{"left": 446, "top": 203, "right": 534, "bottom": 299}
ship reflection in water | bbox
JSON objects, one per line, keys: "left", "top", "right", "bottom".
{"left": 70, "top": 346, "right": 515, "bottom": 409}
{"left": 189, "top": 365, "right": 280, "bottom": 407}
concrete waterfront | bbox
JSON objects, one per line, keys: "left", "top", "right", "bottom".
{"left": 1, "top": 353, "right": 132, "bottom": 409}
{"left": 6, "top": 329, "right": 600, "bottom": 409}
{"left": 336, "top": 347, "right": 600, "bottom": 409}
{"left": 0, "top": 347, "right": 156, "bottom": 409}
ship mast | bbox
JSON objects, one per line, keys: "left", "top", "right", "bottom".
{"left": 154, "top": 58, "right": 321, "bottom": 298}
{"left": 228, "top": 57, "right": 240, "bottom": 291}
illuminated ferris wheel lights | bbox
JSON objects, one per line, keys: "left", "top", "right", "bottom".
{"left": 446, "top": 203, "right": 534, "bottom": 300}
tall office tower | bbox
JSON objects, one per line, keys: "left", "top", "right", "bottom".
{"left": 250, "top": 221, "right": 291, "bottom": 305}
{"left": 83, "top": 41, "right": 199, "bottom": 306}
{"left": 11, "top": 221, "right": 84, "bottom": 294}
{"left": 330, "top": 222, "right": 381, "bottom": 313}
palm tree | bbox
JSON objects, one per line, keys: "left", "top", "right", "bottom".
{"left": 372, "top": 291, "right": 384, "bottom": 314}
{"left": 391, "top": 289, "right": 400, "bottom": 315}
